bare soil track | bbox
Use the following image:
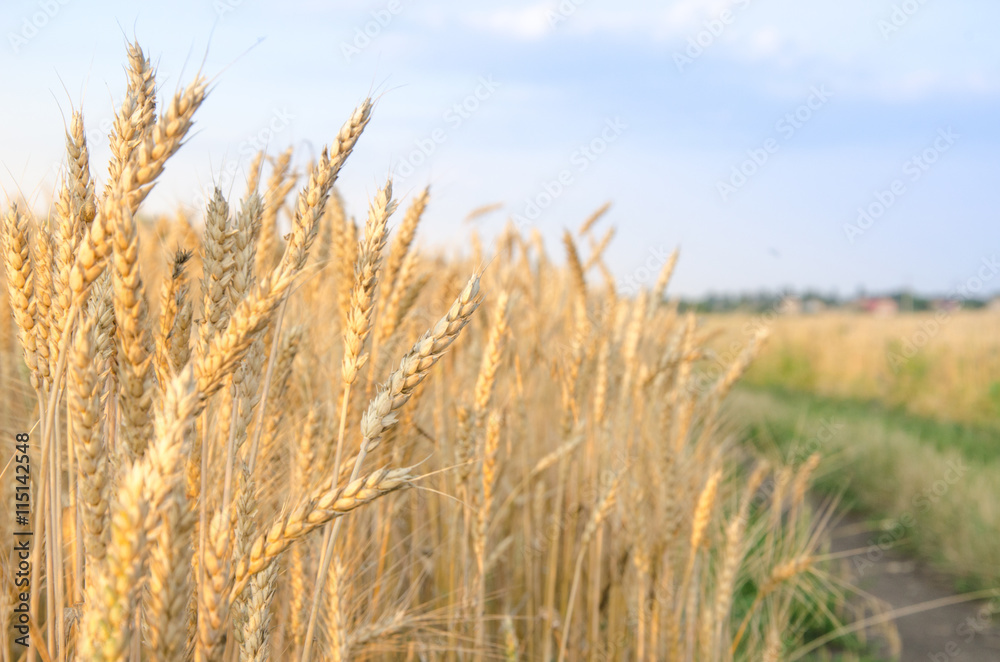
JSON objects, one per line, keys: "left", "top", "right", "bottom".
{"left": 829, "top": 511, "right": 1000, "bottom": 661}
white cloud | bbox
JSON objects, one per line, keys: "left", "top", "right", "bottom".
{"left": 746, "top": 26, "right": 782, "bottom": 58}
{"left": 462, "top": 4, "right": 554, "bottom": 41}
{"left": 449, "top": 1, "right": 747, "bottom": 43}
{"left": 872, "top": 69, "right": 999, "bottom": 102}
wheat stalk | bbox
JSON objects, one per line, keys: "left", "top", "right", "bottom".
{"left": 0, "top": 42, "right": 847, "bottom": 662}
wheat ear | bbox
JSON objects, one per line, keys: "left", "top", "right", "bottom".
{"left": 77, "top": 465, "right": 148, "bottom": 662}
{"left": 578, "top": 201, "right": 611, "bottom": 236}
{"left": 711, "top": 463, "right": 769, "bottom": 660}
{"left": 359, "top": 272, "right": 483, "bottom": 459}
{"left": 154, "top": 249, "right": 193, "bottom": 388}
{"left": 257, "top": 147, "right": 295, "bottom": 275}
{"left": 340, "top": 180, "right": 396, "bottom": 387}
{"left": 106, "top": 40, "right": 157, "bottom": 189}
{"left": 68, "top": 317, "right": 108, "bottom": 574}
{"left": 195, "top": 509, "right": 232, "bottom": 662}
{"left": 230, "top": 466, "right": 413, "bottom": 599}
{"left": 52, "top": 112, "right": 94, "bottom": 362}
{"left": 382, "top": 185, "right": 429, "bottom": 305}
{"left": 2, "top": 207, "right": 40, "bottom": 388}
{"left": 111, "top": 193, "right": 155, "bottom": 459}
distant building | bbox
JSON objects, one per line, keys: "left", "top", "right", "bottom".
{"left": 859, "top": 297, "right": 898, "bottom": 316}
{"left": 932, "top": 299, "right": 962, "bottom": 313}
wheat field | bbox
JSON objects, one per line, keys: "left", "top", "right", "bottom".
{"left": 704, "top": 311, "right": 1000, "bottom": 425}
{"left": 0, "top": 43, "right": 866, "bottom": 662}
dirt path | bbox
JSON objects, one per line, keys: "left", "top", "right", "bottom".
{"left": 828, "top": 511, "right": 1000, "bottom": 661}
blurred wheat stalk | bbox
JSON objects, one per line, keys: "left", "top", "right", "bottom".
{"left": 0, "top": 43, "right": 856, "bottom": 662}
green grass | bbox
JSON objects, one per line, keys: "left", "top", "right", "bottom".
{"left": 726, "top": 385, "right": 1000, "bottom": 590}
{"left": 734, "top": 384, "right": 1000, "bottom": 465}
{"left": 724, "top": 490, "right": 890, "bottom": 662}
{"left": 742, "top": 338, "right": 1000, "bottom": 425}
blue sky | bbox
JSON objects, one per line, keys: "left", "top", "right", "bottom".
{"left": 2, "top": 0, "right": 998, "bottom": 297}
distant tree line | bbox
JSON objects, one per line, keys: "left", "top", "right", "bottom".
{"left": 675, "top": 289, "right": 994, "bottom": 313}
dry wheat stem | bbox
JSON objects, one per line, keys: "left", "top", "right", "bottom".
{"left": 305, "top": 272, "right": 480, "bottom": 661}
{"left": 557, "top": 473, "right": 621, "bottom": 662}
{"left": 305, "top": 181, "right": 396, "bottom": 660}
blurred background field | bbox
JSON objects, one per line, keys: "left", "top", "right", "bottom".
{"left": 705, "top": 309, "right": 1000, "bottom": 425}
{"left": 693, "top": 305, "right": 1000, "bottom": 591}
